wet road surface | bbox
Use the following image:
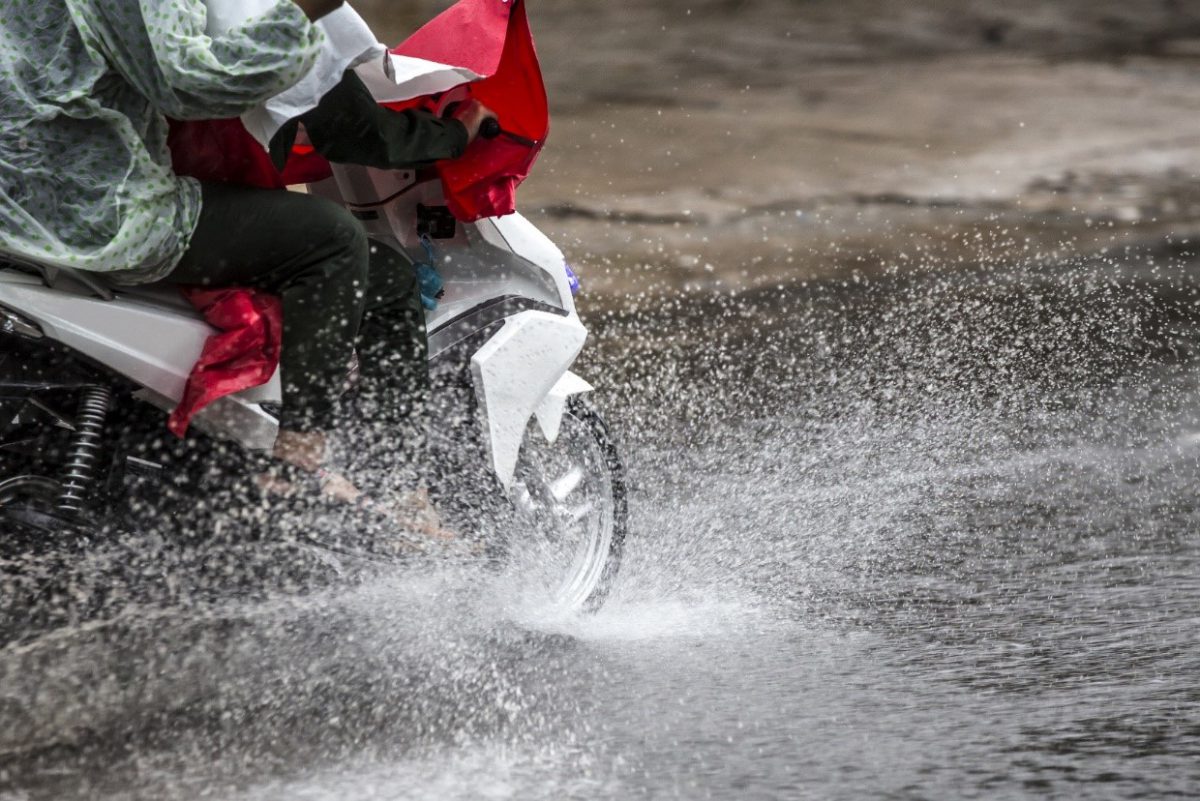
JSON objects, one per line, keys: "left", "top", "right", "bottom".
{"left": 3, "top": 248, "right": 1200, "bottom": 799}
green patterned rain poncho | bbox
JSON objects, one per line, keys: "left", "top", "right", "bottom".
{"left": 0, "top": 0, "right": 322, "bottom": 284}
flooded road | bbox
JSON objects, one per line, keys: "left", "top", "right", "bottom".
{"left": 3, "top": 250, "right": 1200, "bottom": 799}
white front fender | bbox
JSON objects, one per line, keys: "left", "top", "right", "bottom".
{"left": 470, "top": 310, "right": 589, "bottom": 488}
{"left": 534, "top": 371, "right": 594, "bottom": 444}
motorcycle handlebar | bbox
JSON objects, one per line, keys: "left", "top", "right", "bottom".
{"left": 441, "top": 102, "right": 539, "bottom": 147}
{"left": 479, "top": 118, "right": 502, "bottom": 140}
{"left": 442, "top": 101, "right": 502, "bottom": 141}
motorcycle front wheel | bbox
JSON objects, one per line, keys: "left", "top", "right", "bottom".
{"left": 503, "top": 397, "right": 628, "bottom": 613}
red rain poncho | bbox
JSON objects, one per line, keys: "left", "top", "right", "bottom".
{"left": 167, "top": 118, "right": 331, "bottom": 189}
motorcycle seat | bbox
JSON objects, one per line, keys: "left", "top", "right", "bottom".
{"left": 115, "top": 282, "right": 196, "bottom": 312}
{"left": 0, "top": 257, "right": 115, "bottom": 302}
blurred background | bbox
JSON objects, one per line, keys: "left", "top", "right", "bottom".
{"left": 356, "top": 0, "right": 1200, "bottom": 298}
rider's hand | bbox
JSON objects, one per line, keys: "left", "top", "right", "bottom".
{"left": 292, "top": 0, "right": 344, "bottom": 21}
{"left": 452, "top": 100, "right": 497, "bottom": 144}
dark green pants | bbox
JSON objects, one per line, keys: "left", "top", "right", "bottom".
{"left": 168, "top": 182, "right": 427, "bottom": 433}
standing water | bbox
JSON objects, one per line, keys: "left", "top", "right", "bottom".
{"left": 2, "top": 250, "right": 1199, "bottom": 799}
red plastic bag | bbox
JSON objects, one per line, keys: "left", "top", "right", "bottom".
{"left": 167, "top": 288, "right": 283, "bottom": 438}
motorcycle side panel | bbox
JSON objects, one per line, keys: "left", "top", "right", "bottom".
{"left": 473, "top": 213, "right": 577, "bottom": 315}
{"left": 0, "top": 271, "right": 282, "bottom": 446}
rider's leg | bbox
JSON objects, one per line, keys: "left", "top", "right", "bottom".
{"left": 360, "top": 242, "right": 431, "bottom": 421}
{"left": 334, "top": 242, "right": 433, "bottom": 492}
{"left": 341, "top": 244, "right": 455, "bottom": 534}
{"left": 167, "top": 182, "right": 370, "bottom": 435}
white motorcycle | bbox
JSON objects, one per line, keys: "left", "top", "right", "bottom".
{"left": 0, "top": 156, "right": 627, "bottom": 612}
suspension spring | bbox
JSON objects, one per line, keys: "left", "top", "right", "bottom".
{"left": 58, "top": 384, "right": 114, "bottom": 514}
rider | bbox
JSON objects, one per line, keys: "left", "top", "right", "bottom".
{"left": 0, "top": 0, "right": 492, "bottom": 500}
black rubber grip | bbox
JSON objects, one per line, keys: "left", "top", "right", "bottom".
{"left": 480, "top": 118, "right": 502, "bottom": 140}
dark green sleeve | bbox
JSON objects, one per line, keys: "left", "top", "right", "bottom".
{"left": 269, "top": 70, "right": 469, "bottom": 171}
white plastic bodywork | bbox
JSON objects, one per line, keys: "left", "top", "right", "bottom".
{"left": 309, "top": 163, "right": 575, "bottom": 327}
{"left": 535, "top": 371, "right": 594, "bottom": 445}
{"left": 471, "top": 312, "right": 588, "bottom": 487}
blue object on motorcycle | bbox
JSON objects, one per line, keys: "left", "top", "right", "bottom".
{"left": 418, "top": 264, "right": 443, "bottom": 310}
{"left": 565, "top": 263, "right": 580, "bottom": 295}
{"left": 416, "top": 235, "right": 444, "bottom": 310}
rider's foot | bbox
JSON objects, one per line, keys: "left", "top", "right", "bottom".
{"left": 388, "top": 487, "right": 454, "bottom": 541}
{"left": 272, "top": 428, "right": 328, "bottom": 473}
{"left": 259, "top": 430, "right": 458, "bottom": 542}
{"left": 267, "top": 428, "right": 362, "bottom": 504}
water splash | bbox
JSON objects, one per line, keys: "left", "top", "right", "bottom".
{"left": 5, "top": 252, "right": 1200, "bottom": 798}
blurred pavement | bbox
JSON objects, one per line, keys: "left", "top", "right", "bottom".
{"left": 356, "top": 0, "right": 1200, "bottom": 297}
